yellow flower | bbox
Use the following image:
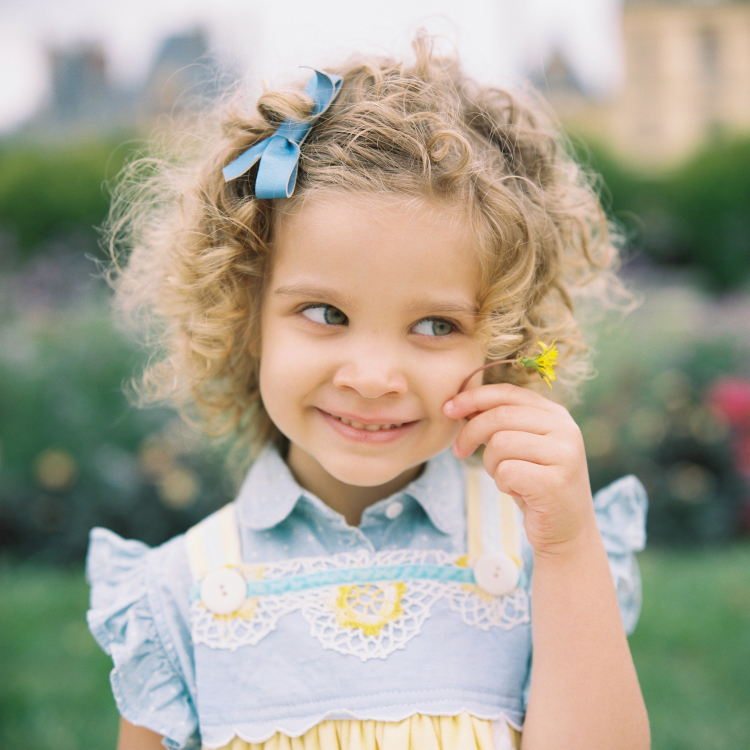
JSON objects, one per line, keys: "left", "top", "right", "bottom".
{"left": 517, "top": 340, "right": 558, "bottom": 388}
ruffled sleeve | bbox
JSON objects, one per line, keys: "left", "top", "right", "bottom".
{"left": 592, "top": 475, "right": 648, "bottom": 635}
{"left": 86, "top": 527, "right": 199, "bottom": 750}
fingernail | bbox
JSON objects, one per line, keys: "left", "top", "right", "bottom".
{"left": 444, "top": 399, "right": 454, "bottom": 413}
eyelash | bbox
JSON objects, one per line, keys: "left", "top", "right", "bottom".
{"left": 299, "top": 304, "right": 463, "bottom": 336}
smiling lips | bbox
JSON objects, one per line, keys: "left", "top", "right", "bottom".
{"left": 334, "top": 415, "right": 407, "bottom": 431}
{"left": 319, "top": 409, "right": 419, "bottom": 442}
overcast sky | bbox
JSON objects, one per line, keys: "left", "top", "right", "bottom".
{"left": 0, "top": 0, "right": 623, "bottom": 132}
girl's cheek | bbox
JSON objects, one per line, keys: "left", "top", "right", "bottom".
{"left": 445, "top": 416, "right": 464, "bottom": 441}
{"left": 421, "top": 371, "right": 468, "bottom": 422}
{"left": 426, "top": 351, "right": 483, "bottom": 399}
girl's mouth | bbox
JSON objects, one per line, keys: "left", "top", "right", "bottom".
{"left": 318, "top": 409, "right": 419, "bottom": 442}
{"left": 332, "top": 415, "right": 407, "bottom": 431}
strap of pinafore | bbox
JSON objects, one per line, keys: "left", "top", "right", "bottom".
{"left": 185, "top": 502, "right": 242, "bottom": 581}
{"left": 463, "top": 462, "right": 522, "bottom": 567}
{"left": 184, "top": 463, "right": 522, "bottom": 582}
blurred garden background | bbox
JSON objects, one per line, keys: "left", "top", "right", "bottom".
{"left": 1, "top": 0, "right": 749, "bottom": 748}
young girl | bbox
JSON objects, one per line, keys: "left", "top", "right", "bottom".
{"left": 87, "top": 37, "right": 650, "bottom": 750}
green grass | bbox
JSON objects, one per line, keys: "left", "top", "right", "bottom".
{"left": 1, "top": 546, "right": 749, "bottom": 749}
{"left": 630, "top": 545, "right": 750, "bottom": 749}
{"left": 0, "top": 563, "right": 119, "bottom": 749}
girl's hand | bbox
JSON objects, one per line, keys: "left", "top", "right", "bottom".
{"left": 443, "top": 382, "right": 597, "bottom": 556}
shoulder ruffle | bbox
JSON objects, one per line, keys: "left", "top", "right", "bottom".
{"left": 592, "top": 475, "right": 648, "bottom": 634}
{"left": 86, "top": 528, "right": 198, "bottom": 750}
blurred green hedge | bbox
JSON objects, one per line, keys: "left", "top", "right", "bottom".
{"left": 0, "top": 304, "right": 234, "bottom": 563}
{"left": 572, "top": 336, "right": 749, "bottom": 546}
{"left": 575, "top": 136, "right": 750, "bottom": 292}
{"left": 0, "top": 139, "right": 132, "bottom": 260}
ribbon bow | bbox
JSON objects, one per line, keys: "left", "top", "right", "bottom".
{"left": 222, "top": 69, "right": 343, "bottom": 199}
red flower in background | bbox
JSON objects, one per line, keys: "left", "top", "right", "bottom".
{"left": 707, "top": 377, "right": 750, "bottom": 428}
{"left": 707, "top": 378, "right": 750, "bottom": 531}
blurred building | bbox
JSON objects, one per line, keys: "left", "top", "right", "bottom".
{"left": 29, "top": 42, "right": 135, "bottom": 140}
{"left": 140, "top": 30, "right": 228, "bottom": 120}
{"left": 23, "top": 29, "right": 230, "bottom": 142}
{"left": 543, "top": 0, "right": 750, "bottom": 169}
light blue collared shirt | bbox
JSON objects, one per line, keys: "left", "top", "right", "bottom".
{"left": 86, "top": 445, "right": 647, "bottom": 750}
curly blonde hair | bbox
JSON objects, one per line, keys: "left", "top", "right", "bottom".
{"left": 104, "top": 35, "right": 635, "bottom": 475}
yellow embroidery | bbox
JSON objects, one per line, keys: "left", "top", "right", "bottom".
{"left": 335, "top": 582, "right": 407, "bottom": 636}
{"left": 201, "top": 598, "right": 259, "bottom": 622}
{"left": 240, "top": 563, "right": 266, "bottom": 580}
{"left": 235, "top": 598, "right": 259, "bottom": 621}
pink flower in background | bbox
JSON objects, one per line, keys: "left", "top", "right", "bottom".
{"left": 707, "top": 377, "right": 750, "bottom": 428}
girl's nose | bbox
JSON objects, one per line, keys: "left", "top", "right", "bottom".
{"left": 332, "top": 351, "right": 408, "bottom": 399}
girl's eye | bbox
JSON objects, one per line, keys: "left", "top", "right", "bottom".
{"left": 301, "top": 304, "right": 348, "bottom": 326}
{"left": 413, "top": 318, "right": 455, "bottom": 337}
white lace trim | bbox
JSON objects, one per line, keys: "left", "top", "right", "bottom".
{"left": 191, "top": 549, "right": 529, "bottom": 659}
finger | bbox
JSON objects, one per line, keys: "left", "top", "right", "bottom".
{"left": 510, "top": 493, "right": 528, "bottom": 515}
{"left": 444, "top": 382, "right": 558, "bottom": 420}
{"left": 452, "top": 405, "right": 553, "bottom": 457}
{"left": 479, "top": 430, "right": 557, "bottom": 469}
{"left": 491, "top": 458, "right": 546, "bottom": 499}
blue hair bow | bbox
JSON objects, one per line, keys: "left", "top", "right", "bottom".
{"left": 222, "top": 69, "right": 343, "bottom": 199}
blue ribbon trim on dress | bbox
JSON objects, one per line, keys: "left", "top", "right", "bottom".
{"left": 190, "top": 564, "right": 481, "bottom": 601}
{"left": 222, "top": 69, "right": 343, "bottom": 198}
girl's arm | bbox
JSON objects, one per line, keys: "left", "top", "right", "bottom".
{"left": 445, "top": 384, "right": 650, "bottom": 750}
{"left": 522, "top": 518, "right": 650, "bottom": 749}
{"left": 117, "top": 718, "right": 165, "bottom": 750}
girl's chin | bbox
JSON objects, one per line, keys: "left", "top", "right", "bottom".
{"left": 323, "top": 463, "right": 414, "bottom": 489}
{"left": 317, "top": 447, "right": 447, "bottom": 490}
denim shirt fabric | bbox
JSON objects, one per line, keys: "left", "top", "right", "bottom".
{"left": 86, "top": 445, "right": 647, "bottom": 750}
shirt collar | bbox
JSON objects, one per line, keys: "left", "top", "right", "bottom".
{"left": 236, "top": 445, "right": 307, "bottom": 531}
{"left": 401, "top": 447, "right": 464, "bottom": 534}
{"left": 237, "top": 443, "right": 465, "bottom": 535}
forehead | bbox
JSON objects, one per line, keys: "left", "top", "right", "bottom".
{"left": 270, "top": 192, "right": 482, "bottom": 309}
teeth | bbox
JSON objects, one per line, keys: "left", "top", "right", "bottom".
{"left": 335, "top": 416, "right": 404, "bottom": 431}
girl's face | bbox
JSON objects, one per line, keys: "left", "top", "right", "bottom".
{"left": 260, "top": 192, "right": 485, "bottom": 499}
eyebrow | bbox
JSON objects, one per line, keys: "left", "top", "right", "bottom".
{"left": 273, "top": 284, "right": 478, "bottom": 317}
{"left": 405, "top": 299, "right": 479, "bottom": 317}
{"left": 273, "top": 284, "right": 357, "bottom": 310}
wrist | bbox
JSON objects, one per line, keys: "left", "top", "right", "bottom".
{"left": 531, "top": 512, "right": 602, "bottom": 563}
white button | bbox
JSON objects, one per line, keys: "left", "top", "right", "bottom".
{"left": 385, "top": 501, "right": 404, "bottom": 520}
{"left": 473, "top": 553, "right": 520, "bottom": 596}
{"left": 200, "top": 568, "right": 247, "bottom": 615}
